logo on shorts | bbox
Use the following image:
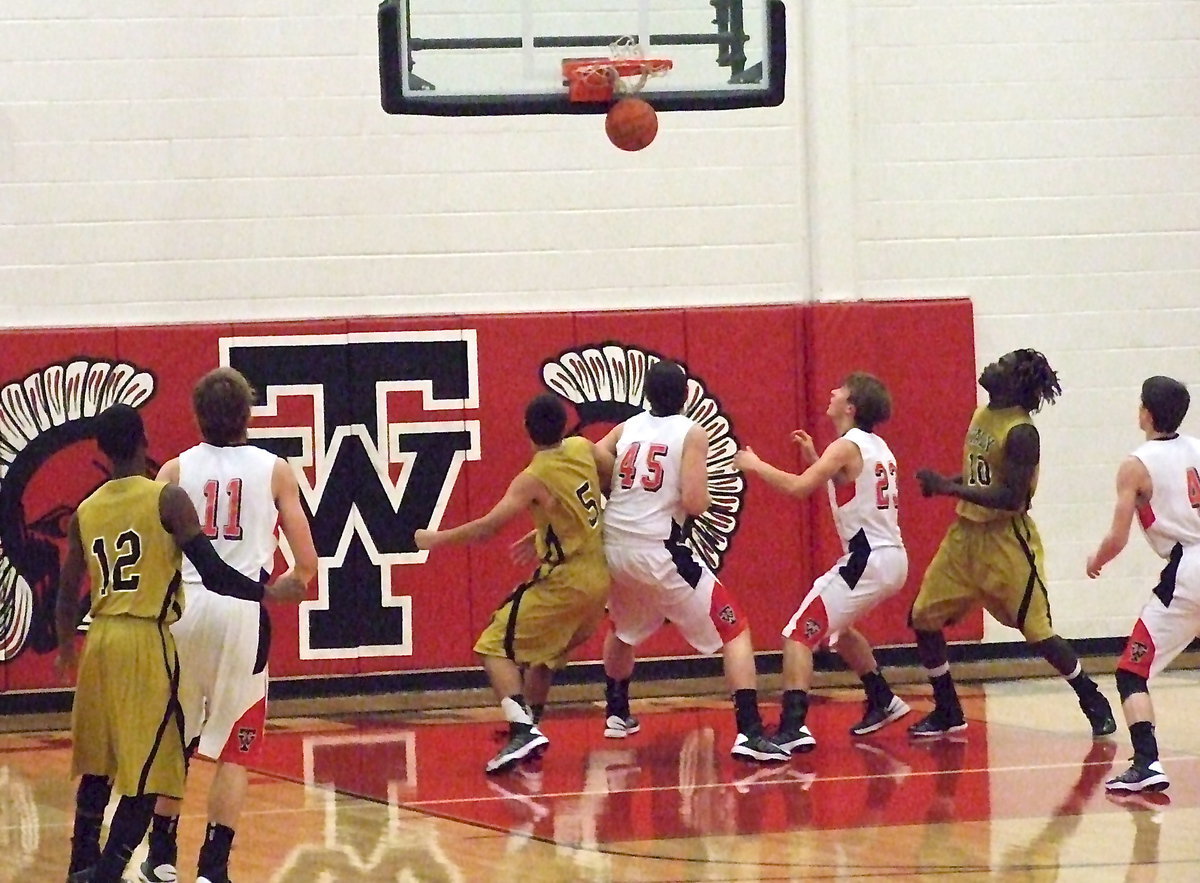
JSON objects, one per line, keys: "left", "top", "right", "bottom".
{"left": 237, "top": 727, "right": 258, "bottom": 753}
{"left": 804, "top": 618, "right": 822, "bottom": 639}
{"left": 1129, "top": 641, "right": 1148, "bottom": 664}
{"left": 718, "top": 605, "right": 737, "bottom": 625}
{"left": 540, "top": 344, "right": 744, "bottom": 572}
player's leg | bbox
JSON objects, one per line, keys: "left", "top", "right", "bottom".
{"left": 602, "top": 546, "right": 666, "bottom": 739}
{"left": 775, "top": 583, "right": 831, "bottom": 753}
{"left": 67, "top": 775, "right": 112, "bottom": 881}
{"left": 908, "top": 524, "right": 978, "bottom": 737}
{"left": 663, "top": 566, "right": 788, "bottom": 763}
{"left": 67, "top": 625, "right": 114, "bottom": 880}
{"left": 1106, "top": 592, "right": 1199, "bottom": 792}
{"left": 141, "top": 586, "right": 214, "bottom": 883}
{"left": 187, "top": 599, "right": 270, "bottom": 883}
{"left": 523, "top": 664, "right": 553, "bottom": 724}
{"left": 602, "top": 628, "right": 642, "bottom": 737}
{"left": 475, "top": 584, "right": 550, "bottom": 773}
{"left": 993, "top": 514, "right": 1115, "bottom": 738}
{"left": 107, "top": 620, "right": 186, "bottom": 883}
{"left": 837, "top": 627, "right": 911, "bottom": 736}
{"left": 91, "top": 793, "right": 158, "bottom": 883}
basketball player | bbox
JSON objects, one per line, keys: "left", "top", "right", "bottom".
{"left": 910, "top": 349, "right": 1116, "bottom": 738}
{"left": 598, "top": 359, "right": 788, "bottom": 763}
{"left": 733, "top": 372, "right": 910, "bottom": 753}
{"left": 415, "top": 394, "right": 611, "bottom": 773}
{"left": 139, "top": 368, "right": 318, "bottom": 883}
{"left": 55, "top": 404, "right": 306, "bottom": 883}
{"left": 1086, "top": 375, "right": 1200, "bottom": 793}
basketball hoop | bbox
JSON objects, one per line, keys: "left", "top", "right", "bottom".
{"left": 562, "top": 35, "right": 672, "bottom": 103}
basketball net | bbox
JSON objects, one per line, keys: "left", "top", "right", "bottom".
{"left": 565, "top": 36, "right": 672, "bottom": 101}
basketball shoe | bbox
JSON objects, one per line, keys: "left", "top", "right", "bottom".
{"left": 137, "top": 860, "right": 178, "bottom": 882}
{"left": 486, "top": 725, "right": 550, "bottom": 774}
{"left": 772, "top": 724, "right": 816, "bottom": 754}
{"left": 1106, "top": 759, "right": 1169, "bottom": 793}
{"left": 907, "top": 706, "right": 967, "bottom": 738}
{"left": 603, "top": 715, "right": 641, "bottom": 738}
{"left": 730, "top": 732, "right": 790, "bottom": 762}
{"left": 849, "top": 695, "right": 911, "bottom": 736}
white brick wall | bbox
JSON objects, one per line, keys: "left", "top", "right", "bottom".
{"left": 2, "top": 1, "right": 1199, "bottom": 642}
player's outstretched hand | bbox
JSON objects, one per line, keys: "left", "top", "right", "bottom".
{"left": 414, "top": 529, "right": 434, "bottom": 550}
{"left": 790, "top": 430, "right": 818, "bottom": 464}
{"left": 266, "top": 573, "right": 308, "bottom": 603}
{"left": 732, "top": 447, "right": 762, "bottom": 473}
{"left": 916, "top": 469, "right": 945, "bottom": 497}
{"left": 1085, "top": 555, "right": 1103, "bottom": 579}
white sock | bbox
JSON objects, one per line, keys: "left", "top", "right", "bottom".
{"left": 501, "top": 696, "right": 533, "bottom": 726}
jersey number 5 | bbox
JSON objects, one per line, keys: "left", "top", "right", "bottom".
{"left": 617, "top": 442, "right": 668, "bottom": 492}
{"left": 202, "top": 478, "right": 244, "bottom": 540}
{"left": 1187, "top": 467, "right": 1200, "bottom": 511}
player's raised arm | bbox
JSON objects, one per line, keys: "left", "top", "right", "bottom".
{"left": 736, "top": 436, "right": 860, "bottom": 500}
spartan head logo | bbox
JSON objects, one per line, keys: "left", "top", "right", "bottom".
{"left": 1129, "top": 641, "right": 1148, "bottom": 665}
{"left": 237, "top": 727, "right": 258, "bottom": 753}
{"left": 803, "top": 618, "right": 822, "bottom": 639}
{"left": 539, "top": 344, "right": 743, "bottom": 571}
{"left": 718, "top": 604, "right": 737, "bottom": 625}
{"left": 0, "top": 359, "right": 156, "bottom": 663}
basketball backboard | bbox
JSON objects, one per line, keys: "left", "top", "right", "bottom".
{"left": 378, "top": 0, "right": 786, "bottom": 115}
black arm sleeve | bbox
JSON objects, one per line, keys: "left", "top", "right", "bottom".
{"left": 180, "top": 534, "right": 265, "bottom": 603}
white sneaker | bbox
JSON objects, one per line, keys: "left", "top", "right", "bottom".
{"left": 603, "top": 714, "right": 641, "bottom": 738}
{"left": 137, "top": 860, "right": 178, "bottom": 883}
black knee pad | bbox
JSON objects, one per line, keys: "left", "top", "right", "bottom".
{"left": 1115, "top": 667, "right": 1148, "bottom": 702}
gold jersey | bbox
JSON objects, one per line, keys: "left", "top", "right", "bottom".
{"left": 956, "top": 405, "right": 1038, "bottom": 523}
{"left": 75, "top": 475, "right": 184, "bottom": 624}
{"left": 524, "top": 436, "right": 604, "bottom": 567}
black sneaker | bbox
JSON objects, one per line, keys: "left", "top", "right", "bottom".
{"left": 1105, "top": 759, "right": 1169, "bottom": 793}
{"left": 485, "top": 725, "right": 550, "bottom": 774}
{"left": 773, "top": 724, "right": 816, "bottom": 754}
{"left": 907, "top": 707, "right": 967, "bottom": 738}
{"left": 1079, "top": 691, "right": 1117, "bottom": 738}
{"left": 849, "top": 695, "right": 911, "bottom": 736}
{"left": 730, "top": 732, "right": 790, "bottom": 763}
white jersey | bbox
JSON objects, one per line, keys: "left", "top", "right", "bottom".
{"left": 1132, "top": 434, "right": 1200, "bottom": 558}
{"left": 824, "top": 428, "right": 903, "bottom": 552}
{"left": 178, "top": 442, "right": 280, "bottom": 582}
{"left": 605, "top": 411, "right": 694, "bottom": 542}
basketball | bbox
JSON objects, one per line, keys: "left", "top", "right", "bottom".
{"left": 605, "top": 97, "right": 658, "bottom": 151}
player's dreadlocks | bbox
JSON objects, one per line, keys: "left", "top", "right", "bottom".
{"left": 1011, "top": 349, "right": 1061, "bottom": 413}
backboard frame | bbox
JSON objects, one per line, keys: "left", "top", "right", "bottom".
{"left": 378, "top": 0, "right": 786, "bottom": 116}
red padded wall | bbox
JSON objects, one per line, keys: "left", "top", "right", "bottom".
{"left": 0, "top": 299, "right": 977, "bottom": 699}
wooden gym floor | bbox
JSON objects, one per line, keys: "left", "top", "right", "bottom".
{"left": 4, "top": 671, "right": 1199, "bottom": 882}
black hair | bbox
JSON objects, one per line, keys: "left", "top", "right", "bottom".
{"left": 844, "top": 372, "right": 892, "bottom": 431}
{"left": 1010, "top": 349, "right": 1062, "bottom": 413}
{"left": 524, "top": 393, "right": 567, "bottom": 446}
{"left": 94, "top": 403, "right": 146, "bottom": 461}
{"left": 1141, "top": 375, "right": 1189, "bottom": 433}
{"left": 645, "top": 359, "right": 688, "bottom": 417}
